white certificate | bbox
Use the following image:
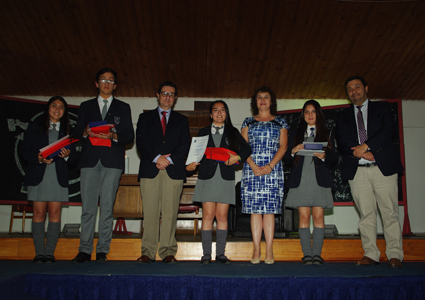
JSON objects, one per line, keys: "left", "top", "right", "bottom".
{"left": 185, "top": 135, "right": 209, "bottom": 165}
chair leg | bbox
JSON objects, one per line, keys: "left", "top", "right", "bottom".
{"left": 194, "top": 219, "right": 198, "bottom": 236}
{"left": 9, "top": 211, "right": 14, "bottom": 233}
{"left": 22, "top": 211, "right": 26, "bottom": 233}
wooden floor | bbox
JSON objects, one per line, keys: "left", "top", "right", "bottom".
{"left": 1, "top": 232, "right": 424, "bottom": 262}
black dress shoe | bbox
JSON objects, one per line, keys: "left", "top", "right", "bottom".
{"left": 302, "top": 256, "right": 313, "bottom": 265}
{"left": 200, "top": 255, "right": 211, "bottom": 264}
{"left": 72, "top": 252, "right": 91, "bottom": 263}
{"left": 137, "top": 255, "right": 155, "bottom": 263}
{"left": 33, "top": 255, "right": 45, "bottom": 263}
{"left": 388, "top": 258, "right": 402, "bottom": 268}
{"left": 44, "top": 255, "right": 56, "bottom": 263}
{"left": 355, "top": 256, "right": 379, "bottom": 266}
{"left": 312, "top": 255, "right": 324, "bottom": 265}
{"left": 215, "top": 255, "right": 231, "bottom": 264}
{"left": 96, "top": 252, "right": 108, "bottom": 263}
{"left": 162, "top": 255, "right": 177, "bottom": 264}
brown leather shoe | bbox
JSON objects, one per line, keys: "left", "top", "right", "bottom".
{"left": 355, "top": 256, "right": 379, "bottom": 266}
{"left": 136, "top": 255, "right": 154, "bottom": 263}
{"left": 388, "top": 258, "right": 402, "bottom": 268}
{"left": 162, "top": 255, "right": 177, "bottom": 264}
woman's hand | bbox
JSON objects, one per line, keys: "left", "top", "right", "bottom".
{"left": 58, "top": 148, "right": 71, "bottom": 158}
{"left": 186, "top": 161, "right": 200, "bottom": 171}
{"left": 250, "top": 163, "right": 263, "bottom": 176}
{"left": 260, "top": 163, "right": 274, "bottom": 175}
{"left": 225, "top": 152, "right": 240, "bottom": 166}
{"left": 313, "top": 152, "right": 326, "bottom": 160}
{"left": 38, "top": 153, "right": 53, "bottom": 165}
{"left": 292, "top": 143, "right": 304, "bottom": 155}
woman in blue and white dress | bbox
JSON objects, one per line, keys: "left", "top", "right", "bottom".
{"left": 241, "top": 86, "right": 289, "bottom": 264}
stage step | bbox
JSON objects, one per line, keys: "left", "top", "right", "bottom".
{"left": 1, "top": 234, "right": 424, "bottom": 261}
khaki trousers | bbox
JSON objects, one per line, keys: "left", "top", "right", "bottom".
{"left": 349, "top": 166, "right": 403, "bottom": 261}
{"left": 140, "top": 170, "right": 183, "bottom": 260}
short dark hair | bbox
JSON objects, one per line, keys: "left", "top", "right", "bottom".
{"left": 250, "top": 86, "right": 277, "bottom": 115}
{"left": 157, "top": 81, "right": 178, "bottom": 97}
{"left": 95, "top": 68, "right": 117, "bottom": 83}
{"left": 345, "top": 76, "right": 367, "bottom": 90}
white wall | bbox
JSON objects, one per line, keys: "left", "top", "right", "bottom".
{"left": 2, "top": 96, "right": 424, "bottom": 235}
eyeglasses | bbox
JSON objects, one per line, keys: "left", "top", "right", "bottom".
{"left": 99, "top": 79, "right": 115, "bottom": 85}
{"left": 160, "top": 91, "right": 176, "bottom": 98}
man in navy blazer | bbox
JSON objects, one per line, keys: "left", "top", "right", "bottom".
{"left": 336, "top": 76, "right": 404, "bottom": 268}
{"left": 72, "top": 68, "right": 134, "bottom": 263}
{"left": 136, "top": 81, "right": 190, "bottom": 264}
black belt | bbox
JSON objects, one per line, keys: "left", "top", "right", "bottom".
{"left": 358, "top": 162, "right": 377, "bottom": 167}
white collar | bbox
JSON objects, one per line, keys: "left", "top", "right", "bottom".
{"left": 211, "top": 123, "right": 224, "bottom": 135}
{"left": 49, "top": 121, "right": 60, "bottom": 131}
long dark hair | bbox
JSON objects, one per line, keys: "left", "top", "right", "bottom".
{"left": 38, "top": 96, "right": 70, "bottom": 135}
{"left": 250, "top": 86, "right": 277, "bottom": 116}
{"left": 293, "top": 100, "right": 332, "bottom": 164}
{"left": 209, "top": 100, "right": 240, "bottom": 152}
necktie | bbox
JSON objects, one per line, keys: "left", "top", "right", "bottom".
{"left": 51, "top": 123, "right": 57, "bottom": 131}
{"left": 101, "top": 100, "right": 108, "bottom": 120}
{"left": 212, "top": 125, "right": 223, "bottom": 135}
{"left": 357, "top": 105, "right": 367, "bottom": 144}
{"left": 161, "top": 111, "right": 167, "bottom": 136}
{"left": 309, "top": 127, "right": 315, "bottom": 137}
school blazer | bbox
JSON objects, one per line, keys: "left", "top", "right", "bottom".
{"left": 284, "top": 127, "right": 337, "bottom": 189}
{"left": 21, "top": 122, "right": 74, "bottom": 187}
{"left": 136, "top": 108, "right": 191, "bottom": 180}
{"left": 73, "top": 97, "right": 134, "bottom": 171}
{"left": 196, "top": 126, "right": 251, "bottom": 181}
{"left": 336, "top": 100, "right": 404, "bottom": 181}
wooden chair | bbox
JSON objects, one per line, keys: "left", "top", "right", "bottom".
{"left": 9, "top": 204, "right": 34, "bottom": 233}
{"left": 178, "top": 175, "right": 202, "bottom": 236}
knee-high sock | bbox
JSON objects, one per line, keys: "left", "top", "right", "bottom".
{"left": 299, "top": 227, "right": 312, "bottom": 257}
{"left": 215, "top": 229, "right": 228, "bottom": 257}
{"left": 32, "top": 221, "right": 45, "bottom": 257}
{"left": 312, "top": 227, "right": 325, "bottom": 257}
{"left": 201, "top": 230, "right": 212, "bottom": 258}
{"left": 45, "top": 222, "right": 61, "bottom": 257}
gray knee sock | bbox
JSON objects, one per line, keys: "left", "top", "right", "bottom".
{"left": 215, "top": 229, "right": 228, "bottom": 257}
{"left": 32, "top": 221, "right": 45, "bottom": 257}
{"left": 45, "top": 222, "right": 61, "bottom": 257}
{"left": 299, "top": 227, "right": 312, "bottom": 257}
{"left": 201, "top": 230, "right": 213, "bottom": 258}
{"left": 312, "top": 227, "right": 325, "bottom": 257}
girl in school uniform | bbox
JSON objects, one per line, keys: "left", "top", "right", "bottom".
{"left": 187, "top": 100, "right": 251, "bottom": 264}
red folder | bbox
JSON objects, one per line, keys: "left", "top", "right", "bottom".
{"left": 89, "top": 124, "right": 115, "bottom": 147}
{"left": 204, "top": 147, "right": 239, "bottom": 164}
{"left": 39, "top": 135, "right": 79, "bottom": 159}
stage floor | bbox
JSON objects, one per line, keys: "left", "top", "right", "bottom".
{"left": 1, "top": 232, "right": 424, "bottom": 262}
{"left": 1, "top": 260, "right": 425, "bottom": 300}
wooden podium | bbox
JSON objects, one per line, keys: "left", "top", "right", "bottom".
{"left": 113, "top": 174, "right": 202, "bottom": 235}
{"left": 113, "top": 174, "right": 142, "bottom": 234}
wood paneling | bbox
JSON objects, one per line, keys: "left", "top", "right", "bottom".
{"left": 1, "top": 0, "right": 425, "bottom": 100}
{"left": 1, "top": 236, "right": 424, "bottom": 261}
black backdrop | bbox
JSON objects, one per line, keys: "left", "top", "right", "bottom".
{"left": 0, "top": 97, "right": 405, "bottom": 205}
{"left": 0, "top": 96, "right": 82, "bottom": 202}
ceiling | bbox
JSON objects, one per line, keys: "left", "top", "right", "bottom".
{"left": 1, "top": 0, "right": 425, "bottom": 100}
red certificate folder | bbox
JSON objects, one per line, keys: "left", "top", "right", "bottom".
{"left": 39, "top": 135, "right": 79, "bottom": 159}
{"left": 89, "top": 122, "right": 116, "bottom": 147}
{"left": 204, "top": 147, "right": 239, "bottom": 165}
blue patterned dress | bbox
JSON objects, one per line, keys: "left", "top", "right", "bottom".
{"left": 241, "top": 116, "right": 289, "bottom": 214}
